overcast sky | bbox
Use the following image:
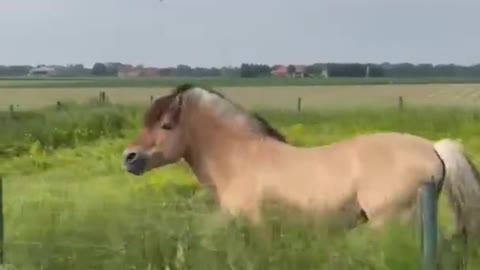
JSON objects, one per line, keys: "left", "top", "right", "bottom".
{"left": 1, "top": 0, "right": 479, "bottom": 68}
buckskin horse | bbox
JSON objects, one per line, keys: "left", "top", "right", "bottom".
{"left": 122, "top": 83, "right": 480, "bottom": 240}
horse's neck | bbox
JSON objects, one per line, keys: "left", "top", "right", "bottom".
{"left": 182, "top": 113, "right": 248, "bottom": 193}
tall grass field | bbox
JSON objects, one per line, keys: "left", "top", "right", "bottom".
{"left": 1, "top": 101, "right": 480, "bottom": 269}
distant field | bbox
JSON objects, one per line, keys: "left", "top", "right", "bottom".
{"left": 3, "top": 84, "right": 480, "bottom": 111}
{"left": 2, "top": 76, "right": 480, "bottom": 89}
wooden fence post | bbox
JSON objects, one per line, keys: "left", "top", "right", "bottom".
{"left": 421, "top": 181, "right": 438, "bottom": 270}
{"left": 150, "top": 96, "right": 154, "bottom": 104}
{"left": 56, "top": 101, "right": 62, "bottom": 111}
{"left": 8, "top": 105, "right": 14, "bottom": 119}
{"left": 297, "top": 97, "right": 302, "bottom": 112}
{"left": 398, "top": 96, "right": 404, "bottom": 111}
{"left": 99, "top": 91, "right": 106, "bottom": 104}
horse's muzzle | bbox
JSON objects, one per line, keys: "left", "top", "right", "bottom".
{"left": 123, "top": 151, "right": 147, "bottom": 176}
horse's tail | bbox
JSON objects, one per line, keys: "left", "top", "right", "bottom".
{"left": 433, "top": 139, "right": 480, "bottom": 239}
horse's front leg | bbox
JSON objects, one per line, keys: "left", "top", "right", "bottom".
{"left": 220, "top": 193, "right": 273, "bottom": 244}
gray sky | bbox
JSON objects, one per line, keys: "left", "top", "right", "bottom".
{"left": 1, "top": 0, "right": 479, "bottom": 68}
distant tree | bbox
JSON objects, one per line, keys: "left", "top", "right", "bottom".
{"left": 92, "top": 63, "right": 108, "bottom": 76}
{"left": 221, "top": 66, "right": 240, "bottom": 77}
{"left": 240, "top": 63, "right": 253, "bottom": 77}
{"left": 287, "top": 65, "right": 296, "bottom": 75}
{"left": 8, "top": 65, "right": 32, "bottom": 76}
{"left": 105, "top": 62, "right": 125, "bottom": 76}
{"left": 240, "top": 63, "right": 271, "bottom": 78}
{"left": 56, "top": 64, "right": 91, "bottom": 77}
{"left": 326, "top": 63, "right": 367, "bottom": 77}
{"left": 190, "top": 67, "right": 222, "bottom": 77}
{"left": 304, "top": 63, "right": 325, "bottom": 76}
{"left": 368, "top": 64, "right": 385, "bottom": 77}
{"left": 174, "top": 64, "right": 193, "bottom": 76}
{"left": 0, "top": 66, "right": 9, "bottom": 76}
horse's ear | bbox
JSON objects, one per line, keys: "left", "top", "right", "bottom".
{"left": 174, "top": 93, "right": 183, "bottom": 108}
{"left": 163, "top": 94, "right": 183, "bottom": 126}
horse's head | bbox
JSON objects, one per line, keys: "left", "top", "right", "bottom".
{"left": 123, "top": 83, "right": 288, "bottom": 176}
{"left": 123, "top": 90, "right": 188, "bottom": 176}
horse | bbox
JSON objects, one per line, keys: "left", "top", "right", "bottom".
{"left": 122, "top": 83, "right": 480, "bottom": 240}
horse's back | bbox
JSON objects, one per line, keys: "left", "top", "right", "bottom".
{"left": 254, "top": 132, "right": 443, "bottom": 224}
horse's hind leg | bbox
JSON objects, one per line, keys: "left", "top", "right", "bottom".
{"left": 338, "top": 198, "right": 370, "bottom": 230}
{"left": 361, "top": 197, "right": 419, "bottom": 230}
{"left": 343, "top": 209, "right": 370, "bottom": 231}
{"left": 357, "top": 209, "right": 369, "bottom": 225}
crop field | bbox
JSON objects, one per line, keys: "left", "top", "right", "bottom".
{"left": 4, "top": 83, "right": 480, "bottom": 111}
{"left": 1, "top": 84, "right": 480, "bottom": 269}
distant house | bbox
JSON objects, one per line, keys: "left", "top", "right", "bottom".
{"left": 271, "top": 65, "right": 288, "bottom": 77}
{"left": 293, "top": 65, "right": 306, "bottom": 77}
{"left": 117, "top": 66, "right": 162, "bottom": 78}
{"left": 117, "top": 66, "right": 142, "bottom": 78}
{"left": 142, "top": 67, "right": 161, "bottom": 77}
{"left": 28, "top": 66, "right": 57, "bottom": 76}
{"left": 321, "top": 68, "right": 329, "bottom": 78}
{"left": 271, "top": 65, "right": 306, "bottom": 78}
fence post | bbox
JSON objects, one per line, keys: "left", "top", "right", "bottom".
{"left": 99, "top": 91, "right": 106, "bottom": 104}
{"left": 0, "top": 176, "right": 4, "bottom": 265}
{"left": 421, "top": 181, "right": 438, "bottom": 270}
{"left": 297, "top": 97, "right": 302, "bottom": 112}
{"left": 8, "top": 105, "right": 14, "bottom": 120}
{"left": 150, "top": 96, "right": 154, "bottom": 104}
{"left": 398, "top": 96, "right": 404, "bottom": 111}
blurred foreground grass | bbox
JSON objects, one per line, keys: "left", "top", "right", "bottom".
{"left": 1, "top": 104, "right": 480, "bottom": 269}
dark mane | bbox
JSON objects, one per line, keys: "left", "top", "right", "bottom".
{"left": 145, "top": 83, "right": 287, "bottom": 143}
{"left": 252, "top": 113, "right": 287, "bottom": 143}
{"left": 172, "top": 83, "right": 197, "bottom": 95}
{"left": 172, "top": 83, "right": 226, "bottom": 98}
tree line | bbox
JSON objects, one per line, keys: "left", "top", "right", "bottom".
{"left": 2, "top": 62, "right": 480, "bottom": 78}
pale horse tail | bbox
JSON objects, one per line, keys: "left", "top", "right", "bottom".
{"left": 433, "top": 139, "right": 480, "bottom": 240}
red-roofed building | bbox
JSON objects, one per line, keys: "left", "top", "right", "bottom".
{"left": 271, "top": 65, "right": 306, "bottom": 78}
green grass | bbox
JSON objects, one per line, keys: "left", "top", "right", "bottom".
{"left": 0, "top": 102, "right": 141, "bottom": 158}
{"left": 3, "top": 76, "right": 480, "bottom": 88}
{"left": 1, "top": 105, "right": 480, "bottom": 269}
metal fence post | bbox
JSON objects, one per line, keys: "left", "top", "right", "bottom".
{"left": 421, "top": 181, "right": 438, "bottom": 270}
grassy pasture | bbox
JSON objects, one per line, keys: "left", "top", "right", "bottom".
{"left": 1, "top": 101, "right": 480, "bottom": 269}
{"left": 3, "top": 83, "right": 480, "bottom": 111}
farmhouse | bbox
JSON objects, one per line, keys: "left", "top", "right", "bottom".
{"left": 28, "top": 66, "right": 57, "bottom": 76}
{"left": 117, "top": 66, "right": 163, "bottom": 78}
{"left": 117, "top": 66, "right": 142, "bottom": 78}
{"left": 271, "top": 65, "right": 307, "bottom": 78}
